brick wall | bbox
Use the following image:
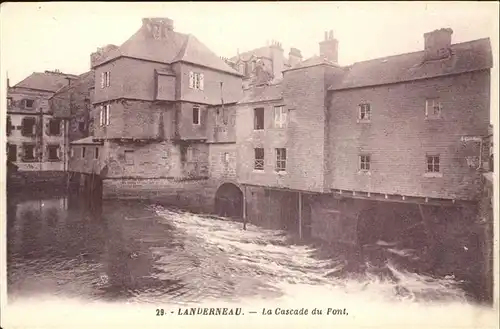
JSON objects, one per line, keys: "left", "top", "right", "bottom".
{"left": 328, "top": 70, "right": 490, "bottom": 200}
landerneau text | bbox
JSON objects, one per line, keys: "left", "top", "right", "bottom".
{"left": 177, "top": 308, "right": 243, "bottom": 316}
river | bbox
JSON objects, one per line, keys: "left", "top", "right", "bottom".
{"left": 3, "top": 190, "right": 497, "bottom": 329}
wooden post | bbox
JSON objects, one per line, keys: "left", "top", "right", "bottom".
{"left": 242, "top": 185, "right": 247, "bottom": 230}
{"left": 298, "top": 191, "right": 303, "bottom": 240}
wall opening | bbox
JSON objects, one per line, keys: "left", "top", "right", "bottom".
{"left": 214, "top": 183, "right": 243, "bottom": 219}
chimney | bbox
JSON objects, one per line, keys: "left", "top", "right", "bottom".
{"left": 288, "top": 47, "right": 303, "bottom": 67}
{"left": 319, "top": 30, "right": 338, "bottom": 63}
{"left": 424, "top": 28, "right": 453, "bottom": 61}
{"left": 142, "top": 17, "right": 174, "bottom": 39}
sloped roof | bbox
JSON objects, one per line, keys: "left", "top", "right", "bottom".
{"left": 287, "top": 55, "right": 339, "bottom": 71}
{"left": 14, "top": 71, "right": 79, "bottom": 92}
{"left": 52, "top": 71, "right": 94, "bottom": 95}
{"left": 238, "top": 83, "right": 283, "bottom": 104}
{"left": 329, "top": 38, "right": 492, "bottom": 91}
{"left": 92, "top": 22, "right": 241, "bottom": 76}
{"left": 230, "top": 46, "right": 273, "bottom": 62}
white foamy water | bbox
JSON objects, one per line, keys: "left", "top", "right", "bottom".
{"left": 3, "top": 205, "right": 498, "bottom": 329}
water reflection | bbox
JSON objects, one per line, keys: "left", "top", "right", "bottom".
{"left": 7, "top": 190, "right": 476, "bottom": 307}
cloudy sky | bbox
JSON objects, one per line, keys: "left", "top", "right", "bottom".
{"left": 1, "top": 2, "right": 498, "bottom": 123}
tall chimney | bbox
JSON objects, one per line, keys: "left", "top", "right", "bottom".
{"left": 424, "top": 28, "right": 453, "bottom": 61}
{"left": 319, "top": 30, "right": 338, "bottom": 63}
{"left": 142, "top": 17, "right": 174, "bottom": 39}
{"left": 288, "top": 47, "right": 303, "bottom": 67}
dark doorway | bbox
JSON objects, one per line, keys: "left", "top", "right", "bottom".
{"left": 214, "top": 183, "right": 243, "bottom": 219}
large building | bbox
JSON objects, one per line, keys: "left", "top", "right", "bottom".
{"left": 6, "top": 70, "right": 78, "bottom": 172}
{"left": 63, "top": 19, "right": 492, "bottom": 246}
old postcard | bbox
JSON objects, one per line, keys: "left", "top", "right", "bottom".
{"left": 0, "top": 2, "right": 498, "bottom": 329}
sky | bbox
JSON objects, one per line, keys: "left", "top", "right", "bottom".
{"left": 0, "top": 2, "right": 498, "bottom": 122}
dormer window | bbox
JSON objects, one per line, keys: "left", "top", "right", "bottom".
{"left": 23, "top": 99, "right": 34, "bottom": 109}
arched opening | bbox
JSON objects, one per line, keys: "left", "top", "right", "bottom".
{"left": 215, "top": 183, "right": 243, "bottom": 219}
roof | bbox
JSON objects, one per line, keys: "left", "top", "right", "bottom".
{"left": 230, "top": 46, "right": 273, "bottom": 62}
{"left": 13, "top": 71, "right": 79, "bottom": 92}
{"left": 286, "top": 55, "right": 339, "bottom": 71}
{"left": 329, "top": 38, "right": 492, "bottom": 91}
{"left": 92, "top": 22, "right": 241, "bottom": 76}
{"left": 71, "top": 136, "right": 102, "bottom": 145}
{"left": 238, "top": 83, "right": 283, "bottom": 104}
{"left": 52, "top": 71, "right": 94, "bottom": 96}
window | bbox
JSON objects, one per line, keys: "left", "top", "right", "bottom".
{"left": 274, "top": 106, "right": 287, "bottom": 128}
{"left": 21, "top": 117, "right": 36, "bottom": 136}
{"left": 47, "top": 145, "right": 60, "bottom": 161}
{"left": 95, "top": 147, "right": 99, "bottom": 159}
{"left": 78, "top": 121, "right": 85, "bottom": 132}
{"left": 70, "top": 148, "right": 74, "bottom": 158}
{"left": 359, "top": 155, "right": 371, "bottom": 171}
{"left": 425, "top": 99, "right": 442, "bottom": 119}
{"left": 7, "top": 115, "right": 12, "bottom": 136}
{"left": 222, "top": 152, "right": 230, "bottom": 169}
{"left": 193, "top": 106, "right": 201, "bottom": 125}
{"left": 7, "top": 97, "right": 12, "bottom": 107}
{"left": 82, "top": 147, "right": 86, "bottom": 158}
{"left": 254, "top": 148, "right": 264, "bottom": 170}
{"left": 254, "top": 108, "right": 264, "bottom": 130}
{"left": 101, "top": 71, "right": 110, "bottom": 88}
{"left": 189, "top": 72, "right": 204, "bottom": 90}
{"left": 8, "top": 144, "right": 17, "bottom": 162}
{"left": 22, "top": 143, "right": 36, "bottom": 161}
{"left": 99, "top": 105, "right": 110, "bottom": 126}
{"left": 48, "top": 118, "right": 61, "bottom": 136}
{"left": 23, "top": 99, "right": 34, "bottom": 109}
{"left": 426, "top": 155, "right": 440, "bottom": 173}
{"left": 359, "top": 103, "right": 371, "bottom": 121}
{"left": 275, "top": 148, "right": 286, "bottom": 172}
{"left": 124, "top": 150, "right": 134, "bottom": 165}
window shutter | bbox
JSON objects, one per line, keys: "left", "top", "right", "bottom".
{"left": 199, "top": 74, "right": 204, "bottom": 90}
{"left": 101, "top": 72, "right": 105, "bottom": 89}
{"left": 99, "top": 106, "right": 104, "bottom": 126}
{"left": 189, "top": 71, "right": 194, "bottom": 89}
{"left": 106, "top": 105, "right": 110, "bottom": 125}
{"left": 106, "top": 72, "right": 110, "bottom": 87}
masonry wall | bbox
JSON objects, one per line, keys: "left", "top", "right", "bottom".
{"left": 93, "top": 58, "right": 171, "bottom": 103}
{"left": 175, "top": 62, "right": 243, "bottom": 105}
{"left": 92, "top": 100, "right": 174, "bottom": 140}
{"left": 205, "top": 105, "right": 236, "bottom": 143}
{"left": 69, "top": 144, "right": 103, "bottom": 174}
{"left": 175, "top": 102, "right": 209, "bottom": 140}
{"left": 208, "top": 144, "right": 238, "bottom": 180}
{"left": 328, "top": 70, "right": 491, "bottom": 200}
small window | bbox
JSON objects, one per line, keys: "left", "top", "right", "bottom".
{"left": 426, "top": 155, "right": 440, "bottom": 172}
{"left": 275, "top": 148, "right": 286, "bottom": 172}
{"left": 101, "top": 71, "right": 110, "bottom": 88}
{"left": 22, "top": 144, "right": 36, "bottom": 161}
{"left": 425, "top": 99, "right": 442, "bottom": 119}
{"left": 254, "top": 108, "right": 264, "bottom": 130}
{"left": 7, "top": 97, "right": 12, "bottom": 107}
{"left": 7, "top": 115, "right": 12, "bottom": 136}
{"left": 125, "top": 150, "right": 134, "bottom": 165}
{"left": 274, "top": 106, "right": 287, "bottom": 128}
{"left": 8, "top": 144, "right": 17, "bottom": 162}
{"left": 95, "top": 147, "right": 99, "bottom": 159}
{"left": 48, "top": 118, "right": 61, "bottom": 136}
{"left": 193, "top": 106, "right": 201, "bottom": 125}
{"left": 47, "top": 145, "right": 60, "bottom": 161}
{"left": 359, "top": 103, "right": 371, "bottom": 121}
{"left": 21, "top": 117, "right": 36, "bottom": 136}
{"left": 254, "top": 148, "right": 264, "bottom": 170}
{"left": 189, "top": 72, "right": 204, "bottom": 90}
{"left": 70, "top": 148, "right": 74, "bottom": 158}
{"left": 82, "top": 147, "right": 87, "bottom": 158}
{"left": 360, "top": 155, "right": 371, "bottom": 171}
{"left": 23, "top": 99, "right": 35, "bottom": 109}
{"left": 78, "top": 121, "right": 85, "bottom": 132}
{"left": 222, "top": 152, "right": 230, "bottom": 164}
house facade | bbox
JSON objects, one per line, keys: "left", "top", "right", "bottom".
{"left": 6, "top": 71, "right": 78, "bottom": 172}
{"left": 72, "top": 18, "right": 243, "bottom": 191}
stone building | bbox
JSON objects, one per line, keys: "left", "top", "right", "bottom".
{"left": 71, "top": 17, "right": 243, "bottom": 194}
{"left": 6, "top": 70, "right": 78, "bottom": 172}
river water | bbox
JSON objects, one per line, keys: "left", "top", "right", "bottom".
{"left": 4, "top": 190, "right": 498, "bottom": 329}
